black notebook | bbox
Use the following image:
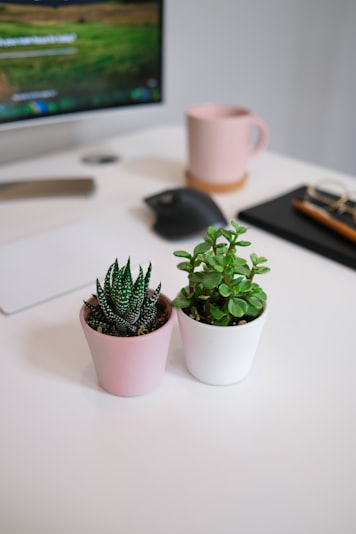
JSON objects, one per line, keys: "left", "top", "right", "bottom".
{"left": 238, "top": 185, "right": 356, "bottom": 270}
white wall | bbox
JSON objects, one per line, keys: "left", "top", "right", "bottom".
{"left": 1, "top": 0, "right": 356, "bottom": 175}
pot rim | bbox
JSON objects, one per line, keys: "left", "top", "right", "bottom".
{"left": 80, "top": 292, "right": 176, "bottom": 340}
{"left": 176, "top": 301, "right": 267, "bottom": 331}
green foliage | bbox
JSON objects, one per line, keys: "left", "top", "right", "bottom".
{"left": 172, "top": 221, "right": 270, "bottom": 326}
{"left": 84, "top": 258, "right": 161, "bottom": 336}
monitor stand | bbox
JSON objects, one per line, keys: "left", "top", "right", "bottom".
{"left": 81, "top": 153, "right": 120, "bottom": 165}
{"left": 0, "top": 177, "right": 95, "bottom": 200}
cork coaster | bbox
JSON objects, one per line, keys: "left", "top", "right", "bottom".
{"left": 186, "top": 171, "right": 248, "bottom": 193}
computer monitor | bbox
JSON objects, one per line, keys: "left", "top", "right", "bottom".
{"left": 0, "top": 0, "right": 163, "bottom": 130}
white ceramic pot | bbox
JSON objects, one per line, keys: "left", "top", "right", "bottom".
{"left": 177, "top": 305, "right": 267, "bottom": 386}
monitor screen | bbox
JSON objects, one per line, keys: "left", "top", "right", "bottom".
{"left": 0, "top": 0, "right": 163, "bottom": 127}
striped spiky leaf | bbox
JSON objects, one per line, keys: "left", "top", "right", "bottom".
{"left": 125, "top": 308, "right": 141, "bottom": 325}
{"left": 114, "top": 258, "right": 133, "bottom": 315}
{"left": 143, "top": 262, "right": 152, "bottom": 295}
{"left": 103, "top": 261, "right": 115, "bottom": 302}
{"left": 95, "top": 279, "right": 119, "bottom": 323}
{"left": 149, "top": 282, "right": 162, "bottom": 306}
{"left": 87, "top": 315, "right": 113, "bottom": 334}
{"left": 129, "top": 266, "right": 145, "bottom": 311}
{"left": 139, "top": 306, "right": 157, "bottom": 328}
{"left": 111, "top": 260, "right": 124, "bottom": 309}
{"left": 84, "top": 258, "right": 163, "bottom": 336}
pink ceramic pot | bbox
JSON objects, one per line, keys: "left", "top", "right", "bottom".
{"left": 80, "top": 294, "right": 176, "bottom": 396}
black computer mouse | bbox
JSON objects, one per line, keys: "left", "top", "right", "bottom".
{"left": 144, "top": 187, "right": 227, "bottom": 239}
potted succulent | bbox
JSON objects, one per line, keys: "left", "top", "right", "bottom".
{"left": 172, "top": 220, "right": 270, "bottom": 385}
{"left": 79, "top": 258, "right": 175, "bottom": 396}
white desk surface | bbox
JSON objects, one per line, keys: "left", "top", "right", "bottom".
{"left": 1, "top": 126, "right": 355, "bottom": 534}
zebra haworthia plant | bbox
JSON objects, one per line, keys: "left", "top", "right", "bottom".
{"left": 84, "top": 258, "right": 162, "bottom": 336}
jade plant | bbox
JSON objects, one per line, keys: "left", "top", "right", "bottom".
{"left": 84, "top": 258, "right": 163, "bottom": 336}
{"left": 172, "top": 220, "right": 270, "bottom": 326}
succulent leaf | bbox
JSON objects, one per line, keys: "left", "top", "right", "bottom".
{"left": 173, "top": 250, "right": 192, "bottom": 259}
{"left": 130, "top": 266, "right": 145, "bottom": 311}
{"left": 228, "top": 297, "right": 248, "bottom": 317}
{"left": 209, "top": 304, "right": 226, "bottom": 320}
{"left": 143, "top": 262, "right": 152, "bottom": 296}
{"left": 140, "top": 306, "right": 157, "bottom": 328}
{"left": 202, "top": 272, "right": 223, "bottom": 289}
{"left": 149, "top": 282, "right": 162, "bottom": 306}
{"left": 84, "top": 258, "right": 162, "bottom": 336}
{"left": 171, "top": 295, "right": 191, "bottom": 308}
{"left": 104, "top": 262, "right": 115, "bottom": 301}
{"left": 96, "top": 279, "right": 118, "bottom": 323}
{"left": 193, "top": 242, "right": 211, "bottom": 255}
{"left": 177, "top": 261, "right": 192, "bottom": 272}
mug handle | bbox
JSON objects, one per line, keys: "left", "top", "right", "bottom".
{"left": 248, "top": 116, "right": 268, "bottom": 159}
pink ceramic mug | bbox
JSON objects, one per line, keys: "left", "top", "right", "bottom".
{"left": 186, "top": 104, "right": 268, "bottom": 192}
